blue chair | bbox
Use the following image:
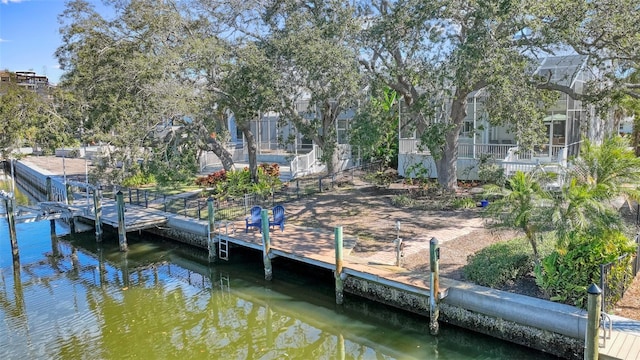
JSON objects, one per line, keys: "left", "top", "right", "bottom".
{"left": 269, "top": 205, "right": 285, "bottom": 232}
{"left": 245, "top": 206, "right": 262, "bottom": 233}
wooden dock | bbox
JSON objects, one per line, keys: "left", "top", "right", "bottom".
{"left": 80, "top": 199, "right": 168, "bottom": 232}
{"left": 220, "top": 224, "right": 443, "bottom": 298}
{"left": 600, "top": 329, "right": 640, "bottom": 359}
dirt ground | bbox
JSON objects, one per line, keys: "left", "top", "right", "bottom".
{"left": 283, "top": 179, "right": 640, "bottom": 320}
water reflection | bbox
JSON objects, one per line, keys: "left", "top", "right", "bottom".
{"left": 0, "top": 220, "right": 559, "bottom": 359}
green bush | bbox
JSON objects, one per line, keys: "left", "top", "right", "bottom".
{"left": 463, "top": 238, "right": 535, "bottom": 287}
{"left": 535, "top": 228, "right": 636, "bottom": 309}
{"left": 122, "top": 171, "right": 156, "bottom": 187}
{"left": 451, "top": 197, "right": 476, "bottom": 209}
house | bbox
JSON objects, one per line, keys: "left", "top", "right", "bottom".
{"left": 398, "top": 55, "right": 613, "bottom": 181}
{"left": 0, "top": 71, "right": 52, "bottom": 99}
{"left": 200, "top": 99, "right": 358, "bottom": 179}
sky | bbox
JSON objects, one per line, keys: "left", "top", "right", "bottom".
{"left": 0, "top": 0, "right": 72, "bottom": 84}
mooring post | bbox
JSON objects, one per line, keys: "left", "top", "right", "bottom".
{"left": 69, "top": 215, "right": 77, "bottom": 234}
{"left": 207, "top": 197, "right": 217, "bottom": 263}
{"left": 4, "top": 197, "right": 19, "bottom": 261}
{"left": 585, "top": 284, "right": 601, "bottom": 360}
{"left": 66, "top": 182, "right": 73, "bottom": 205}
{"left": 50, "top": 219, "right": 60, "bottom": 258}
{"left": 261, "top": 209, "right": 272, "bottom": 280}
{"left": 429, "top": 237, "right": 440, "bottom": 335}
{"left": 93, "top": 186, "right": 103, "bottom": 242}
{"left": 116, "top": 190, "right": 128, "bottom": 251}
{"left": 46, "top": 176, "right": 52, "bottom": 201}
{"left": 335, "top": 226, "right": 344, "bottom": 304}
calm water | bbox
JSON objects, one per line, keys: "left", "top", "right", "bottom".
{"left": 0, "top": 214, "right": 560, "bottom": 359}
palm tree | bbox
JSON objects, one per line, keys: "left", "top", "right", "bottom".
{"left": 484, "top": 171, "right": 551, "bottom": 259}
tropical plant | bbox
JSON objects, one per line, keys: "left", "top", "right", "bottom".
{"left": 535, "top": 228, "right": 636, "bottom": 309}
{"left": 484, "top": 171, "right": 551, "bottom": 259}
{"left": 350, "top": 86, "right": 400, "bottom": 168}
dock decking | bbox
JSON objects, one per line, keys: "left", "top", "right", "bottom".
{"left": 601, "top": 329, "right": 640, "bottom": 359}
{"left": 220, "top": 224, "right": 444, "bottom": 298}
{"left": 82, "top": 199, "right": 168, "bottom": 232}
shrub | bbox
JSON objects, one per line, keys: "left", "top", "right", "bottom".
{"left": 122, "top": 171, "right": 156, "bottom": 187}
{"left": 195, "top": 169, "right": 227, "bottom": 187}
{"left": 258, "top": 163, "right": 280, "bottom": 177}
{"left": 463, "top": 238, "right": 534, "bottom": 287}
{"left": 535, "top": 228, "right": 636, "bottom": 309}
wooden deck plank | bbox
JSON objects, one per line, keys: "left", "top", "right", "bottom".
{"left": 621, "top": 334, "right": 640, "bottom": 360}
{"left": 600, "top": 330, "right": 640, "bottom": 360}
{"left": 602, "top": 331, "right": 626, "bottom": 359}
{"left": 616, "top": 333, "right": 634, "bottom": 359}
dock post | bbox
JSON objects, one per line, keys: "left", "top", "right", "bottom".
{"left": 4, "top": 197, "right": 19, "bottom": 261}
{"left": 46, "top": 176, "right": 53, "bottom": 201}
{"left": 93, "top": 187, "right": 103, "bottom": 242}
{"left": 207, "top": 197, "right": 217, "bottom": 263}
{"left": 335, "top": 226, "right": 344, "bottom": 304}
{"left": 429, "top": 237, "right": 440, "bottom": 335}
{"left": 116, "top": 191, "right": 128, "bottom": 251}
{"left": 585, "top": 284, "right": 601, "bottom": 360}
{"left": 66, "top": 182, "right": 73, "bottom": 205}
{"left": 261, "top": 209, "right": 272, "bottom": 280}
{"left": 50, "top": 219, "right": 60, "bottom": 258}
{"left": 69, "top": 215, "right": 77, "bottom": 233}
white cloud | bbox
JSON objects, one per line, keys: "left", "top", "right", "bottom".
{"left": 1, "top": 0, "right": 29, "bottom": 4}
{"left": 0, "top": 38, "right": 8, "bottom": 43}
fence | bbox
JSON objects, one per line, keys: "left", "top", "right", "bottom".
{"left": 109, "top": 160, "right": 383, "bottom": 222}
{"left": 600, "top": 234, "right": 640, "bottom": 312}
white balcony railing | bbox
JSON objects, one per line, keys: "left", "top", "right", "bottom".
{"left": 399, "top": 138, "right": 577, "bottom": 164}
{"left": 290, "top": 145, "right": 321, "bottom": 179}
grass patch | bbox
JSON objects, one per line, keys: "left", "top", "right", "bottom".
{"left": 391, "top": 194, "right": 414, "bottom": 207}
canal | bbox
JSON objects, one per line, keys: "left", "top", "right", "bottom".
{"left": 0, "top": 205, "right": 560, "bottom": 359}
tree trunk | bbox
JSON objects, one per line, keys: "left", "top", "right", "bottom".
{"left": 436, "top": 90, "right": 468, "bottom": 191}
{"left": 196, "top": 122, "right": 235, "bottom": 172}
{"left": 205, "top": 139, "right": 236, "bottom": 172}
{"left": 238, "top": 122, "right": 259, "bottom": 183}
{"left": 436, "top": 129, "right": 461, "bottom": 190}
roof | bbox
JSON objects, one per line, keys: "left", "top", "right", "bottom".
{"left": 534, "top": 55, "right": 588, "bottom": 88}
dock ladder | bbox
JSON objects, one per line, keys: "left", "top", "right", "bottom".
{"left": 218, "top": 222, "right": 236, "bottom": 261}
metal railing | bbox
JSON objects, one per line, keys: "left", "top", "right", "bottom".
{"left": 110, "top": 160, "right": 382, "bottom": 222}
{"left": 599, "top": 234, "right": 640, "bottom": 312}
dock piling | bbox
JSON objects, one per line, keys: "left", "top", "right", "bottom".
{"left": 261, "top": 209, "right": 272, "bottom": 280}
{"left": 585, "top": 284, "right": 601, "bottom": 360}
{"left": 116, "top": 191, "right": 128, "bottom": 251}
{"left": 66, "top": 182, "right": 73, "bottom": 205}
{"left": 93, "top": 186, "right": 102, "bottom": 241}
{"left": 3, "top": 196, "right": 19, "bottom": 261}
{"left": 207, "top": 197, "right": 217, "bottom": 263}
{"left": 46, "top": 177, "right": 52, "bottom": 201}
{"left": 335, "top": 226, "right": 344, "bottom": 304}
{"left": 429, "top": 237, "right": 440, "bottom": 335}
